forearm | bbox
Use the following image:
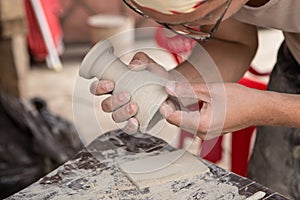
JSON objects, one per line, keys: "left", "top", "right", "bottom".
{"left": 170, "top": 18, "right": 258, "bottom": 83}
{"left": 172, "top": 40, "right": 255, "bottom": 83}
{"left": 261, "top": 91, "right": 300, "bottom": 128}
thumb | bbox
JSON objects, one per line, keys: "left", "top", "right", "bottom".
{"left": 165, "top": 82, "right": 211, "bottom": 102}
{"left": 160, "top": 105, "right": 202, "bottom": 136}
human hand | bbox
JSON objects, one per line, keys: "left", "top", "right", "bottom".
{"left": 159, "top": 82, "right": 266, "bottom": 140}
{"left": 90, "top": 52, "right": 172, "bottom": 134}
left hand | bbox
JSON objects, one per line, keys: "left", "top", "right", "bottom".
{"left": 91, "top": 52, "right": 174, "bottom": 134}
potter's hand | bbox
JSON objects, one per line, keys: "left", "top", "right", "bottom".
{"left": 90, "top": 79, "right": 139, "bottom": 133}
{"left": 160, "top": 82, "right": 265, "bottom": 140}
{"left": 91, "top": 52, "right": 170, "bottom": 134}
{"left": 127, "top": 52, "right": 171, "bottom": 79}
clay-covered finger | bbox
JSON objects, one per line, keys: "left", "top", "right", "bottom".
{"left": 123, "top": 118, "right": 139, "bottom": 134}
{"left": 101, "top": 92, "right": 130, "bottom": 112}
{"left": 129, "top": 52, "right": 170, "bottom": 79}
{"left": 111, "top": 102, "right": 138, "bottom": 123}
{"left": 90, "top": 80, "right": 115, "bottom": 95}
{"left": 159, "top": 101, "right": 176, "bottom": 118}
{"left": 165, "top": 82, "right": 211, "bottom": 102}
{"left": 164, "top": 110, "right": 202, "bottom": 135}
{"left": 128, "top": 52, "right": 151, "bottom": 70}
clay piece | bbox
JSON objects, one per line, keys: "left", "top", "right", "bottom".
{"left": 118, "top": 149, "right": 210, "bottom": 188}
{"left": 79, "top": 40, "right": 169, "bottom": 133}
{"left": 245, "top": 191, "right": 266, "bottom": 200}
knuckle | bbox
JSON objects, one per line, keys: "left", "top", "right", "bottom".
{"left": 197, "top": 122, "right": 209, "bottom": 134}
{"left": 179, "top": 82, "right": 193, "bottom": 96}
{"left": 194, "top": 85, "right": 207, "bottom": 95}
{"left": 134, "top": 51, "right": 147, "bottom": 58}
{"left": 111, "top": 111, "right": 122, "bottom": 123}
{"left": 127, "top": 102, "right": 138, "bottom": 116}
{"left": 116, "top": 92, "right": 130, "bottom": 104}
{"left": 197, "top": 133, "right": 207, "bottom": 140}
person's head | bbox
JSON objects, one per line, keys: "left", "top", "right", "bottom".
{"left": 123, "top": 0, "right": 249, "bottom": 41}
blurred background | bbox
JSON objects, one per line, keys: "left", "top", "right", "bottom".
{"left": 0, "top": 0, "right": 284, "bottom": 198}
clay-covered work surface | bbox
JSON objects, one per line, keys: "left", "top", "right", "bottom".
{"left": 8, "top": 130, "right": 288, "bottom": 199}
{"left": 119, "top": 149, "right": 210, "bottom": 189}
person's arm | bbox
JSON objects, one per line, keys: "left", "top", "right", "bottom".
{"left": 91, "top": 17, "right": 259, "bottom": 134}
{"left": 262, "top": 92, "right": 300, "bottom": 128}
{"left": 160, "top": 82, "right": 300, "bottom": 139}
{"left": 172, "top": 17, "right": 258, "bottom": 83}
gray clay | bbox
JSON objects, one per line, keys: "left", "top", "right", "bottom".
{"left": 80, "top": 41, "right": 169, "bottom": 133}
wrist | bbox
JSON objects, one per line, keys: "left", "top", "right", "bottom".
{"left": 170, "top": 61, "right": 205, "bottom": 83}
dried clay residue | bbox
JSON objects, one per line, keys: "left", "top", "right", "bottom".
{"left": 40, "top": 151, "right": 107, "bottom": 185}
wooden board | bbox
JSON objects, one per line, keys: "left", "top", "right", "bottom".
{"left": 0, "top": 35, "right": 29, "bottom": 97}
{"left": 0, "top": 0, "right": 25, "bottom": 21}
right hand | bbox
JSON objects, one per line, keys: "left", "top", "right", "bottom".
{"left": 159, "top": 81, "right": 267, "bottom": 140}
{"left": 90, "top": 52, "right": 171, "bottom": 134}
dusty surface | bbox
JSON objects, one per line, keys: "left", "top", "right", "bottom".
{"left": 8, "top": 130, "right": 287, "bottom": 200}
{"left": 119, "top": 149, "right": 209, "bottom": 188}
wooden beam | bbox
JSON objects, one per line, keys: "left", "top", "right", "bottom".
{"left": 0, "top": 35, "right": 29, "bottom": 97}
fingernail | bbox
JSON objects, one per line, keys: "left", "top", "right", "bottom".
{"left": 128, "top": 118, "right": 138, "bottom": 127}
{"left": 90, "top": 81, "right": 98, "bottom": 93}
{"left": 166, "top": 81, "right": 176, "bottom": 95}
{"left": 119, "top": 92, "right": 130, "bottom": 102}
{"left": 103, "top": 81, "right": 113, "bottom": 91}
{"left": 129, "top": 59, "right": 143, "bottom": 68}
{"left": 124, "top": 118, "right": 138, "bottom": 135}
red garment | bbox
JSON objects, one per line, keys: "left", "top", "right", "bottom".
{"left": 24, "top": 0, "right": 63, "bottom": 62}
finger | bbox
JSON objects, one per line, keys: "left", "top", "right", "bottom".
{"left": 129, "top": 52, "right": 151, "bottom": 70}
{"left": 101, "top": 92, "right": 130, "bottom": 112}
{"left": 129, "top": 52, "right": 169, "bottom": 78}
{"left": 90, "top": 80, "right": 114, "bottom": 95}
{"left": 170, "top": 111, "right": 203, "bottom": 135}
{"left": 159, "top": 101, "right": 176, "bottom": 118}
{"left": 165, "top": 110, "right": 219, "bottom": 140}
{"left": 123, "top": 118, "right": 139, "bottom": 134}
{"left": 165, "top": 82, "right": 211, "bottom": 102}
{"left": 112, "top": 102, "right": 138, "bottom": 123}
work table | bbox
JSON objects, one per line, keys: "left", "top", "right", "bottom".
{"left": 8, "top": 129, "right": 288, "bottom": 199}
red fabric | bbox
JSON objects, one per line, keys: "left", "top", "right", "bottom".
{"left": 177, "top": 101, "right": 224, "bottom": 163}
{"left": 238, "top": 77, "right": 267, "bottom": 90}
{"left": 231, "top": 126, "right": 256, "bottom": 177}
{"left": 248, "top": 66, "right": 270, "bottom": 76}
{"left": 178, "top": 131, "right": 223, "bottom": 163}
{"left": 200, "top": 136, "right": 223, "bottom": 163}
{"left": 25, "top": 0, "right": 63, "bottom": 62}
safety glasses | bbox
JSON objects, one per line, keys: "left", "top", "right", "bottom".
{"left": 123, "top": 0, "right": 232, "bottom": 41}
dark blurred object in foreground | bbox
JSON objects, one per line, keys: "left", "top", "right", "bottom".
{"left": 0, "top": 92, "right": 83, "bottom": 199}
